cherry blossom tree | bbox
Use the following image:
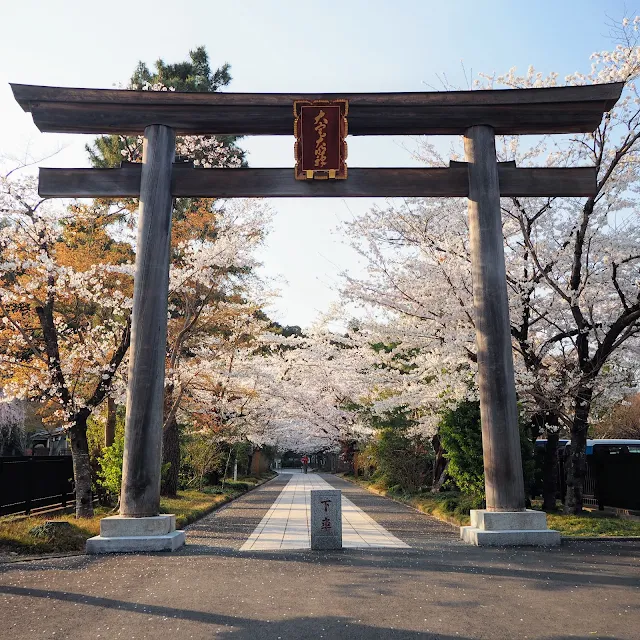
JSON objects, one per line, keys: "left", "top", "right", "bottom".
{"left": 160, "top": 198, "right": 273, "bottom": 495}
{"left": 0, "top": 395, "right": 26, "bottom": 456}
{"left": 0, "top": 167, "right": 133, "bottom": 517}
{"left": 0, "top": 166, "right": 274, "bottom": 508}
{"left": 1, "top": 67, "right": 272, "bottom": 509}
{"left": 338, "top": 22, "right": 640, "bottom": 513}
{"left": 89, "top": 76, "right": 261, "bottom": 496}
{"left": 239, "top": 327, "right": 415, "bottom": 456}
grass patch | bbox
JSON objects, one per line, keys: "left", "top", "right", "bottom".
{"left": 0, "top": 509, "right": 106, "bottom": 555}
{"left": 343, "top": 475, "right": 475, "bottom": 526}
{"left": 539, "top": 507, "right": 640, "bottom": 537}
{"left": 0, "top": 471, "right": 276, "bottom": 555}
{"left": 159, "top": 489, "right": 240, "bottom": 528}
{"left": 343, "top": 474, "right": 640, "bottom": 537}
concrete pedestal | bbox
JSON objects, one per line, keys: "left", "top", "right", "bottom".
{"left": 460, "top": 509, "right": 561, "bottom": 547}
{"left": 86, "top": 514, "right": 185, "bottom": 554}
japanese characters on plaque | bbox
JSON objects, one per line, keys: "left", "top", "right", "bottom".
{"left": 310, "top": 489, "right": 342, "bottom": 550}
{"left": 294, "top": 100, "right": 348, "bottom": 180}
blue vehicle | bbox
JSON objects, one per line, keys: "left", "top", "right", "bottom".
{"left": 535, "top": 438, "right": 640, "bottom": 455}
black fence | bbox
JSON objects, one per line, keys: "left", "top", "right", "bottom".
{"left": 587, "top": 447, "right": 640, "bottom": 511}
{"left": 0, "top": 456, "right": 74, "bottom": 516}
{"left": 534, "top": 441, "right": 640, "bottom": 511}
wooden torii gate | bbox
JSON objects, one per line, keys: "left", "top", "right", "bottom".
{"left": 11, "top": 82, "right": 622, "bottom": 549}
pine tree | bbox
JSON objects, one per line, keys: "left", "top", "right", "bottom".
{"left": 86, "top": 47, "right": 246, "bottom": 169}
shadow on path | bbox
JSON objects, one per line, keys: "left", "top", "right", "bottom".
{"left": 177, "top": 539, "right": 640, "bottom": 591}
{"left": 0, "top": 584, "right": 626, "bottom": 640}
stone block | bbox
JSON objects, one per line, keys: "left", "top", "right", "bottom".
{"left": 86, "top": 513, "right": 184, "bottom": 554}
{"left": 100, "top": 514, "right": 176, "bottom": 538}
{"left": 86, "top": 530, "right": 186, "bottom": 554}
{"left": 29, "top": 521, "right": 73, "bottom": 539}
{"left": 470, "top": 509, "right": 547, "bottom": 531}
{"left": 461, "top": 526, "right": 561, "bottom": 546}
{"left": 310, "top": 489, "right": 342, "bottom": 550}
{"left": 460, "top": 509, "right": 561, "bottom": 547}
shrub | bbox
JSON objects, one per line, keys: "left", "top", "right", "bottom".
{"left": 369, "top": 407, "right": 433, "bottom": 492}
{"left": 223, "top": 480, "right": 250, "bottom": 492}
{"left": 29, "top": 521, "right": 72, "bottom": 540}
{"left": 438, "top": 400, "right": 535, "bottom": 500}
{"left": 203, "top": 486, "right": 225, "bottom": 495}
{"left": 87, "top": 406, "right": 126, "bottom": 503}
{"left": 440, "top": 495, "right": 460, "bottom": 513}
{"left": 452, "top": 493, "right": 485, "bottom": 517}
{"left": 97, "top": 432, "right": 124, "bottom": 499}
{"left": 438, "top": 401, "right": 485, "bottom": 497}
{"left": 179, "top": 433, "right": 227, "bottom": 490}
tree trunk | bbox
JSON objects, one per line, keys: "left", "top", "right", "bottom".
{"left": 564, "top": 386, "right": 593, "bottom": 514}
{"left": 542, "top": 430, "right": 559, "bottom": 511}
{"left": 105, "top": 396, "right": 116, "bottom": 448}
{"left": 431, "top": 434, "right": 447, "bottom": 491}
{"left": 161, "top": 413, "right": 180, "bottom": 497}
{"left": 69, "top": 412, "right": 94, "bottom": 518}
{"left": 221, "top": 448, "right": 232, "bottom": 490}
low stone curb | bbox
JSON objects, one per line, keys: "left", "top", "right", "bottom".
{"left": 183, "top": 473, "right": 280, "bottom": 527}
{"left": 562, "top": 535, "right": 640, "bottom": 542}
{"left": 0, "top": 551, "right": 85, "bottom": 564}
{"left": 176, "top": 474, "right": 276, "bottom": 529}
{"left": 0, "top": 473, "right": 278, "bottom": 564}
{"left": 338, "top": 474, "right": 460, "bottom": 531}
{"left": 339, "top": 475, "right": 640, "bottom": 543}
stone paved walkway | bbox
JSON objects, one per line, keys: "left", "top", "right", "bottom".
{"left": 240, "top": 472, "right": 409, "bottom": 551}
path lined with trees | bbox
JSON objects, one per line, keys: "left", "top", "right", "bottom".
{"left": 1, "top": 19, "right": 640, "bottom": 533}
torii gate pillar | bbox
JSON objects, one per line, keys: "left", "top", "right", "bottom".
{"left": 461, "top": 126, "right": 559, "bottom": 545}
{"left": 87, "top": 125, "right": 186, "bottom": 553}
{"left": 120, "top": 124, "right": 175, "bottom": 518}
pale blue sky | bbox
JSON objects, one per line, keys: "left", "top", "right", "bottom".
{"left": 0, "top": 0, "right": 633, "bottom": 326}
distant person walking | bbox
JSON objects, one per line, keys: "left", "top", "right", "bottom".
{"left": 301, "top": 455, "right": 309, "bottom": 474}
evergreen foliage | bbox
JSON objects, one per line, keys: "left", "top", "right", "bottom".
{"left": 438, "top": 400, "right": 535, "bottom": 499}
{"left": 438, "top": 401, "right": 486, "bottom": 497}
{"left": 366, "top": 407, "right": 432, "bottom": 492}
{"left": 86, "top": 46, "right": 245, "bottom": 169}
{"left": 97, "top": 431, "right": 125, "bottom": 499}
{"left": 89, "top": 405, "right": 126, "bottom": 501}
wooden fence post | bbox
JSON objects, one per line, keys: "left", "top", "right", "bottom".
{"left": 25, "top": 456, "right": 34, "bottom": 515}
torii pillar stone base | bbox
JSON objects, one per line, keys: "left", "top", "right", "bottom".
{"left": 86, "top": 515, "right": 185, "bottom": 554}
{"left": 460, "top": 510, "right": 560, "bottom": 546}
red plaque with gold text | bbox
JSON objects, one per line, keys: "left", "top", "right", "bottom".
{"left": 294, "top": 100, "right": 348, "bottom": 180}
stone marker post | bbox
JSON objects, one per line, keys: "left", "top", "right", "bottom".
{"left": 310, "top": 489, "right": 342, "bottom": 550}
